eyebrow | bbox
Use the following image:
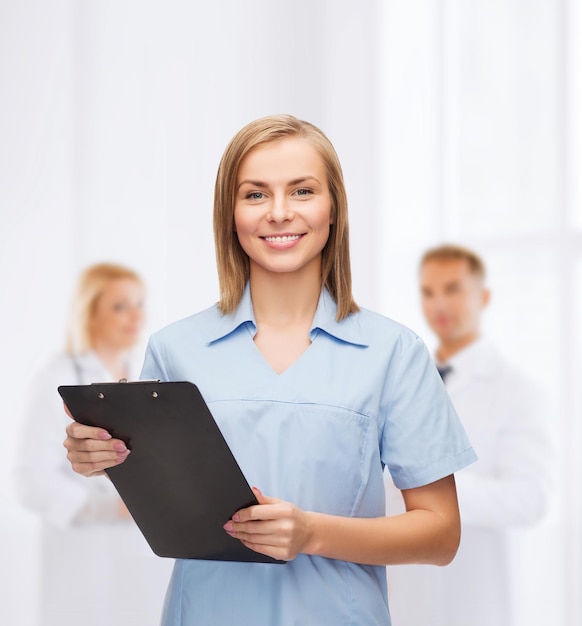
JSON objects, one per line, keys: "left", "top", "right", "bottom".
{"left": 237, "top": 176, "right": 321, "bottom": 190}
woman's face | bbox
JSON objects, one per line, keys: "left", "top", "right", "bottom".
{"left": 234, "top": 136, "right": 333, "bottom": 277}
{"left": 90, "top": 278, "right": 145, "bottom": 351}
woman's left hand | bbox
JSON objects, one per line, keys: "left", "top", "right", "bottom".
{"left": 223, "top": 487, "right": 313, "bottom": 561}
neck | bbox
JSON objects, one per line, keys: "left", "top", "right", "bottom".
{"left": 92, "top": 343, "right": 130, "bottom": 380}
{"left": 436, "top": 331, "right": 480, "bottom": 363}
{"left": 249, "top": 262, "right": 321, "bottom": 329}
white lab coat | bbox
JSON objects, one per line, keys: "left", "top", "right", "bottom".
{"left": 14, "top": 351, "right": 174, "bottom": 626}
{"left": 385, "top": 338, "right": 553, "bottom": 626}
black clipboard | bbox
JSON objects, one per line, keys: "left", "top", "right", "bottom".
{"left": 58, "top": 380, "right": 284, "bottom": 564}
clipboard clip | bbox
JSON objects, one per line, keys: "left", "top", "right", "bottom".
{"left": 89, "top": 379, "right": 161, "bottom": 385}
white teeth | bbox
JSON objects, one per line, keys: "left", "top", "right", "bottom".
{"left": 264, "top": 235, "right": 301, "bottom": 243}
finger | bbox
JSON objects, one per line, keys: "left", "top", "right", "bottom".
{"left": 66, "top": 444, "right": 130, "bottom": 465}
{"left": 63, "top": 435, "right": 128, "bottom": 454}
{"left": 235, "top": 530, "right": 280, "bottom": 546}
{"left": 223, "top": 519, "right": 282, "bottom": 538}
{"left": 68, "top": 458, "right": 124, "bottom": 477}
{"left": 233, "top": 501, "right": 292, "bottom": 524}
{"left": 229, "top": 519, "right": 297, "bottom": 550}
{"left": 63, "top": 403, "right": 74, "bottom": 419}
{"left": 66, "top": 447, "right": 130, "bottom": 476}
{"left": 66, "top": 420, "right": 112, "bottom": 441}
{"left": 66, "top": 442, "right": 129, "bottom": 461}
{"left": 251, "top": 486, "right": 280, "bottom": 506}
{"left": 230, "top": 487, "right": 283, "bottom": 523}
{"left": 239, "top": 539, "right": 295, "bottom": 562}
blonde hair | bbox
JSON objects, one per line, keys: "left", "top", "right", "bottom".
{"left": 213, "top": 114, "right": 358, "bottom": 321}
{"left": 65, "top": 262, "right": 143, "bottom": 355}
{"left": 420, "top": 244, "right": 486, "bottom": 281}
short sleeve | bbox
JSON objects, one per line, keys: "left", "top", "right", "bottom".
{"left": 140, "top": 335, "right": 170, "bottom": 382}
{"left": 382, "top": 336, "right": 477, "bottom": 490}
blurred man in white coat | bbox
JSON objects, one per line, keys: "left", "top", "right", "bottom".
{"left": 385, "top": 244, "right": 553, "bottom": 626}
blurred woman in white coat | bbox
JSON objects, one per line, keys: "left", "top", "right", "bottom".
{"left": 14, "top": 262, "right": 173, "bottom": 626}
{"left": 385, "top": 245, "right": 553, "bottom": 626}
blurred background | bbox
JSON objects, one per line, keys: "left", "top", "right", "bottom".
{"left": 0, "top": 0, "right": 579, "bottom": 624}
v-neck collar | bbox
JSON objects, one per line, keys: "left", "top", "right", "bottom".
{"left": 207, "top": 283, "right": 369, "bottom": 348}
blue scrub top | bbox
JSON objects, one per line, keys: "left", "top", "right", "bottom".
{"left": 141, "top": 285, "right": 477, "bottom": 626}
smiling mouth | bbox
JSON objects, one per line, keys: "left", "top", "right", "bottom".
{"left": 262, "top": 234, "right": 303, "bottom": 243}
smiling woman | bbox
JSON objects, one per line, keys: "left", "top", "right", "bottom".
{"left": 61, "top": 115, "right": 477, "bottom": 626}
{"left": 234, "top": 137, "right": 333, "bottom": 281}
{"left": 214, "top": 115, "right": 355, "bottom": 320}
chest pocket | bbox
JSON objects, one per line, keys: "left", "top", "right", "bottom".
{"left": 209, "top": 400, "right": 382, "bottom": 517}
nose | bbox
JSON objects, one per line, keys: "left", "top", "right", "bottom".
{"left": 429, "top": 296, "right": 451, "bottom": 319}
{"left": 267, "top": 194, "right": 292, "bottom": 223}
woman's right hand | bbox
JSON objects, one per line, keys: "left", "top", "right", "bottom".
{"left": 63, "top": 405, "right": 131, "bottom": 477}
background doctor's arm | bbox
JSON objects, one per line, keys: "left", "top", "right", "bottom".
{"left": 454, "top": 381, "right": 554, "bottom": 529}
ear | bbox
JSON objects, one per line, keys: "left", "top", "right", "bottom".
{"left": 482, "top": 288, "right": 491, "bottom": 309}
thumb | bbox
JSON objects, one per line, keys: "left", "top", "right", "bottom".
{"left": 251, "top": 486, "right": 280, "bottom": 505}
{"left": 63, "top": 403, "right": 74, "bottom": 420}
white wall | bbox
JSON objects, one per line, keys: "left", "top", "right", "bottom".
{"left": 0, "top": 3, "right": 74, "bottom": 623}
{"left": 0, "top": 1, "right": 579, "bottom": 624}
